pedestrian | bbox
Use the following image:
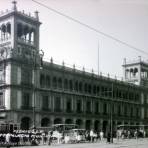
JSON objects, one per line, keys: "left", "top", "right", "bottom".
{"left": 134, "top": 130, "right": 138, "bottom": 139}
{"left": 90, "top": 129, "right": 94, "bottom": 142}
{"left": 6, "top": 132, "right": 11, "bottom": 148}
{"left": 100, "top": 130, "right": 104, "bottom": 141}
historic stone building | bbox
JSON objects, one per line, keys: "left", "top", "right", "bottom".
{"left": 0, "top": 2, "right": 148, "bottom": 133}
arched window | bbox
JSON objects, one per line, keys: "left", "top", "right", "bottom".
{"left": 1, "top": 24, "right": 6, "bottom": 40}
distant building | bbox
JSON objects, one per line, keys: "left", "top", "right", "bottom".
{"left": 0, "top": 2, "right": 148, "bottom": 133}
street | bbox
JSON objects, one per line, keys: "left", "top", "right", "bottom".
{"left": 13, "top": 138, "right": 148, "bottom": 148}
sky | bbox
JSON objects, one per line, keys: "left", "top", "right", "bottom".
{"left": 0, "top": 0, "right": 148, "bottom": 79}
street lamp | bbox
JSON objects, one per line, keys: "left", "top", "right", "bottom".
{"left": 32, "top": 49, "right": 44, "bottom": 130}
{"left": 110, "top": 83, "right": 113, "bottom": 143}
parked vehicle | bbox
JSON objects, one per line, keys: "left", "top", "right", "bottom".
{"left": 64, "top": 129, "right": 86, "bottom": 143}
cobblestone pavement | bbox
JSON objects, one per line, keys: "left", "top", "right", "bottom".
{"left": 13, "top": 138, "right": 148, "bottom": 148}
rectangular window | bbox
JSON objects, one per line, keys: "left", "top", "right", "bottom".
{"left": 76, "top": 100, "right": 82, "bottom": 113}
{"left": 86, "top": 101, "right": 91, "bottom": 113}
{"left": 103, "top": 103, "right": 107, "bottom": 115}
{"left": 21, "top": 67, "right": 32, "bottom": 85}
{"left": 124, "top": 106, "right": 127, "bottom": 116}
{"left": 22, "top": 93, "right": 30, "bottom": 109}
{"left": 54, "top": 97, "right": 61, "bottom": 112}
{"left": 95, "top": 102, "right": 99, "bottom": 114}
{"left": 66, "top": 99, "right": 72, "bottom": 112}
{"left": 42, "top": 96, "right": 49, "bottom": 110}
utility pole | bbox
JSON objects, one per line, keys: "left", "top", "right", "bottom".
{"left": 98, "top": 40, "right": 100, "bottom": 75}
{"left": 110, "top": 83, "right": 113, "bottom": 143}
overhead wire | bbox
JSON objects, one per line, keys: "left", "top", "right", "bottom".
{"left": 32, "top": 0, "right": 148, "bottom": 56}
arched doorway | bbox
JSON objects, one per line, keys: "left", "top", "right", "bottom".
{"left": 21, "top": 117, "right": 31, "bottom": 130}
{"left": 85, "top": 120, "right": 91, "bottom": 130}
{"left": 76, "top": 119, "right": 83, "bottom": 129}
{"left": 54, "top": 118, "right": 62, "bottom": 124}
{"left": 65, "top": 119, "right": 73, "bottom": 124}
{"left": 94, "top": 120, "right": 100, "bottom": 131}
{"left": 41, "top": 118, "right": 50, "bottom": 127}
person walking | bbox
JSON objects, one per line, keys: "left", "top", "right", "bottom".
{"left": 90, "top": 129, "right": 94, "bottom": 143}
{"left": 6, "top": 132, "right": 11, "bottom": 148}
{"left": 100, "top": 130, "right": 104, "bottom": 141}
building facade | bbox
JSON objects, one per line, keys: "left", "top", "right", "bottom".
{"left": 0, "top": 2, "right": 148, "bottom": 133}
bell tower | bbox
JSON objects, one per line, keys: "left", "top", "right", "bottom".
{"left": 0, "top": 1, "right": 42, "bottom": 126}
{"left": 0, "top": 1, "right": 41, "bottom": 60}
{"left": 123, "top": 57, "right": 148, "bottom": 87}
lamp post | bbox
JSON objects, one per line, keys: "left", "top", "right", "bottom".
{"left": 32, "top": 49, "right": 44, "bottom": 130}
{"left": 101, "top": 83, "right": 113, "bottom": 143}
{"left": 110, "top": 83, "right": 113, "bottom": 143}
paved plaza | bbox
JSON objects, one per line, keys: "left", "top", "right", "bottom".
{"left": 12, "top": 138, "right": 148, "bottom": 148}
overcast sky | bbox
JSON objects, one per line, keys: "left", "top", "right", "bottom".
{"left": 0, "top": 0, "right": 148, "bottom": 79}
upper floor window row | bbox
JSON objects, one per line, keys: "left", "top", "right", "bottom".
{"left": 39, "top": 74, "right": 140, "bottom": 102}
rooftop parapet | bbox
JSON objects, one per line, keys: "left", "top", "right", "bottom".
{"left": 0, "top": 1, "right": 39, "bottom": 21}
{"left": 123, "top": 57, "right": 148, "bottom": 66}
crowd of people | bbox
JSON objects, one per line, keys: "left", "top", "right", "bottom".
{"left": 0, "top": 128, "right": 146, "bottom": 146}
